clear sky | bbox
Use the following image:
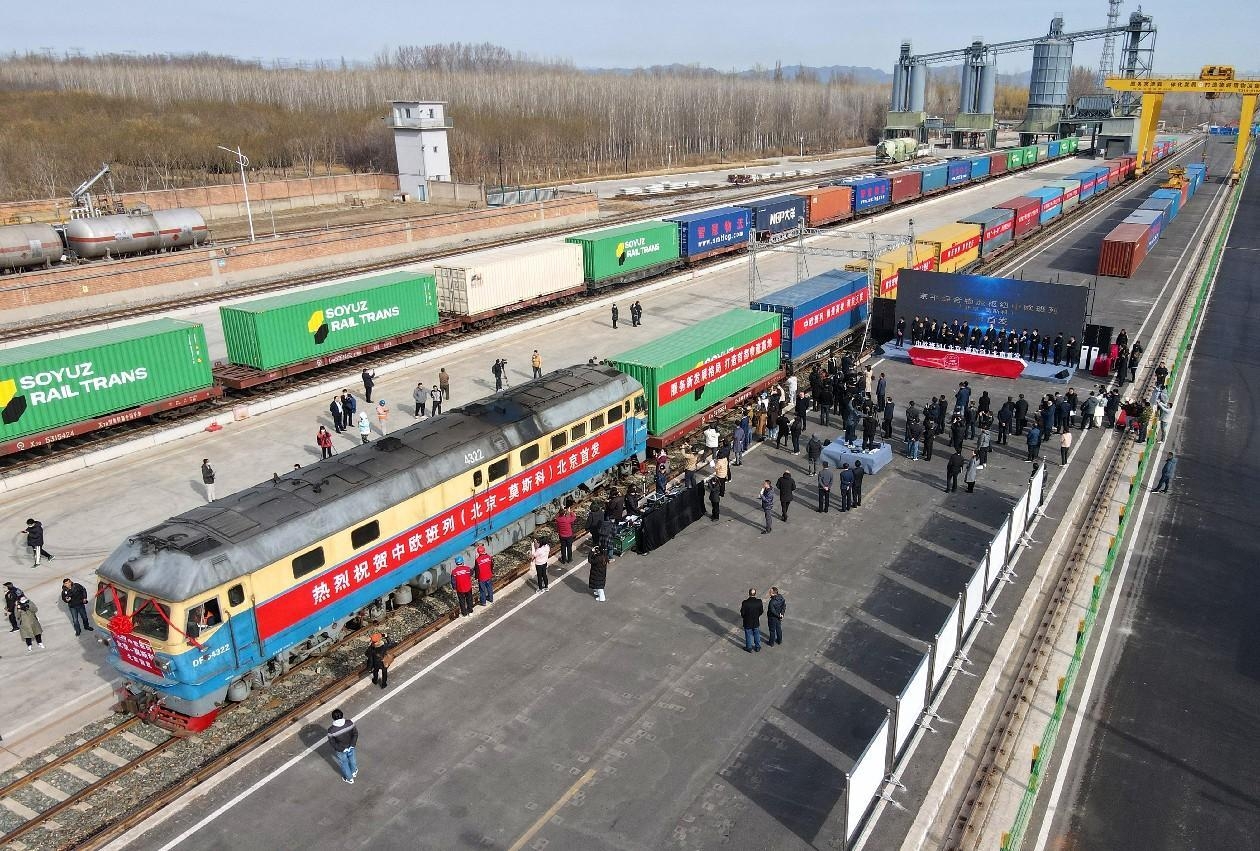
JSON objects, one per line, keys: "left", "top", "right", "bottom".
{"left": 3, "top": 0, "right": 1254, "bottom": 74}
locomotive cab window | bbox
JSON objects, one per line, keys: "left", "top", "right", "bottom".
{"left": 570, "top": 423, "right": 587, "bottom": 441}
{"left": 188, "top": 599, "right": 222, "bottom": 637}
{"left": 550, "top": 432, "right": 567, "bottom": 451}
{"left": 292, "top": 547, "right": 326, "bottom": 579}
{"left": 589, "top": 413, "right": 605, "bottom": 431}
{"left": 95, "top": 583, "right": 126, "bottom": 620}
{"left": 520, "top": 443, "right": 540, "bottom": 466}
{"left": 473, "top": 470, "right": 483, "bottom": 487}
{"left": 351, "top": 520, "right": 380, "bottom": 549}
{"left": 131, "top": 597, "right": 171, "bottom": 642}
{"left": 488, "top": 457, "right": 510, "bottom": 482}
{"left": 227, "top": 584, "right": 245, "bottom": 607}
{"left": 633, "top": 396, "right": 645, "bottom": 412}
{"left": 607, "top": 404, "right": 623, "bottom": 423}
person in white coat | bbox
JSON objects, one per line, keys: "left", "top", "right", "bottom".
{"left": 357, "top": 411, "right": 371, "bottom": 444}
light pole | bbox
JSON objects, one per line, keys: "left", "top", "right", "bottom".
{"left": 217, "top": 145, "right": 255, "bottom": 242}
{"left": 800, "top": 135, "right": 804, "bottom": 157}
{"left": 667, "top": 143, "right": 673, "bottom": 169}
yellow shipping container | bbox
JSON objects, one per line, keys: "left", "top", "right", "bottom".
{"left": 915, "top": 222, "right": 983, "bottom": 274}
{"left": 846, "top": 243, "right": 937, "bottom": 299}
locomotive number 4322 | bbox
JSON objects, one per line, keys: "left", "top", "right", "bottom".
{"left": 463, "top": 448, "right": 485, "bottom": 465}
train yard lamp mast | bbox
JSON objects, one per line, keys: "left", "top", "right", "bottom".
{"left": 217, "top": 145, "right": 255, "bottom": 242}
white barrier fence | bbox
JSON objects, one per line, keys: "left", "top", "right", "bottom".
{"left": 839, "top": 464, "right": 1046, "bottom": 847}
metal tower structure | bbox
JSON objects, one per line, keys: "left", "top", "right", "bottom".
{"left": 1095, "top": 0, "right": 1123, "bottom": 89}
{"left": 1117, "top": 10, "right": 1157, "bottom": 116}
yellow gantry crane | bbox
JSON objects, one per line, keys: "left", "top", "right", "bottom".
{"left": 1106, "top": 65, "right": 1258, "bottom": 182}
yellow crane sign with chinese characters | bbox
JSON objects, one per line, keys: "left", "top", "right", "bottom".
{"left": 1107, "top": 66, "right": 1258, "bottom": 183}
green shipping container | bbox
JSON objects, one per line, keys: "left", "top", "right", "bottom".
{"left": 1021, "top": 145, "right": 1038, "bottom": 166}
{"left": 1063, "top": 136, "right": 1078, "bottom": 154}
{"left": 220, "top": 271, "right": 439, "bottom": 369}
{"left": 565, "top": 221, "right": 681, "bottom": 284}
{"left": 608, "top": 309, "right": 781, "bottom": 435}
{"left": 1006, "top": 149, "right": 1023, "bottom": 171}
{"left": 0, "top": 319, "right": 212, "bottom": 443}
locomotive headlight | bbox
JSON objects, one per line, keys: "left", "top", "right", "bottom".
{"left": 159, "top": 658, "right": 175, "bottom": 674}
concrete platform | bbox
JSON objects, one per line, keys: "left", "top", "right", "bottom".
{"left": 0, "top": 138, "right": 1217, "bottom": 820}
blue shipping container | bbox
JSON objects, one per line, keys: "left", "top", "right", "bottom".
{"left": 667, "top": 206, "right": 750, "bottom": 259}
{"left": 1138, "top": 198, "right": 1175, "bottom": 227}
{"left": 1069, "top": 171, "right": 1099, "bottom": 202}
{"left": 1048, "top": 140, "right": 1062, "bottom": 158}
{"left": 1025, "top": 186, "right": 1064, "bottom": 225}
{"left": 947, "top": 160, "right": 971, "bottom": 186}
{"left": 968, "top": 156, "right": 991, "bottom": 181}
{"left": 957, "top": 207, "right": 1015, "bottom": 258}
{"left": 1086, "top": 166, "right": 1112, "bottom": 193}
{"left": 842, "top": 177, "right": 891, "bottom": 213}
{"left": 1149, "top": 188, "right": 1182, "bottom": 220}
{"left": 1125, "top": 209, "right": 1163, "bottom": 248}
{"left": 916, "top": 163, "right": 948, "bottom": 193}
{"left": 750, "top": 270, "right": 869, "bottom": 363}
{"left": 740, "top": 195, "right": 806, "bottom": 236}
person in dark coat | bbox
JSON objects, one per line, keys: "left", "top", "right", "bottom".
{"left": 341, "top": 390, "right": 357, "bottom": 423}
{"left": 998, "top": 398, "right": 1013, "bottom": 444}
{"left": 329, "top": 396, "right": 345, "bottom": 433}
{"left": 776, "top": 471, "right": 796, "bottom": 521}
{"left": 1154, "top": 454, "right": 1177, "bottom": 493}
{"left": 60, "top": 578, "right": 94, "bottom": 636}
{"left": 4, "top": 582, "right": 23, "bottom": 632}
{"left": 882, "top": 397, "right": 895, "bottom": 439}
{"left": 805, "top": 435, "right": 823, "bottom": 475}
{"left": 946, "top": 450, "right": 965, "bottom": 492}
{"left": 707, "top": 476, "right": 722, "bottom": 521}
{"left": 611, "top": 304, "right": 620, "bottom": 329}
{"left": 365, "top": 632, "right": 394, "bottom": 689}
{"left": 922, "top": 418, "right": 936, "bottom": 462}
{"left": 852, "top": 460, "right": 865, "bottom": 508}
{"left": 740, "top": 588, "right": 764, "bottom": 652}
{"left": 1014, "top": 394, "right": 1029, "bottom": 435}
{"left": 361, "top": 368, "right": 376, "bottom": 403}
{"left": 766, "top": 587, "right": 786, "bottom": 646}
{"left": 24, "top": 519, "right": 53, "bottom": 566}
{"left": 326, "top": 709, "right": 359, "bottom": 783}
{"left": 839, "top": 463, "right": 855, "bottom": 512}
{"left": 588, "top": 547, "right": 608, "bottom": 601}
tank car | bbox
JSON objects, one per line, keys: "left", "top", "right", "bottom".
{"left": 93, "top": 365, "right": 647, "bottom": 730}
{"left": 65, "top": 208, "right": 207, "bottom": 259}
{"left": 0, "top": 223, "right": 63, "bottom": 271}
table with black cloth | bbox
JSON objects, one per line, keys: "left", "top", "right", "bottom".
{"left": 633, "top": 483, "right": 706, "bottom": 554}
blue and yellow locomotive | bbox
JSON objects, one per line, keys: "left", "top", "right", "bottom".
{"left": 93, "top": 365, "right": 646, "bottom": 730}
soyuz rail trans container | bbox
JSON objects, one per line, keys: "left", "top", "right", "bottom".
{"left": 739, "top": 195, "right": 806, "bottom": 239}
{"left": 666, "top": 207, "right": 751, "bottom": 260}
{"left": 220, "top": 271, "right": 439, "bottom": 370}
{"left": 1069, "top": 171, "right": 1100, "bottom": 202}
{"left": 0, "top": 319, "right": 214, "bottom": 445}
{"left": 1124, "top": 210, "right": 1164, "bottom": 250}
{"left": 749, "top": 270, "right": 869, "bottom": 363}
{"left": 957, "top": 208, "right": 1015, "bottom": 258}
{"left": 608, "top": 309, "right": 781, "bottom": 435}
{"left": 434, "top": 242, "right": 585, "bottom": 318}
{"left": 915, "top": 162, "right": 948, "bottom": 194}
{"left": 793, "top": 188, "right": 853, "bottom": 228}
{"left": 1137, "top": 197, "right": 1175, "bottom": 226}
{"left": 0, "top": 223, "right": 62, "bottom": 272}
{"left": 841, "top": 177, "right": 892, "bottom": 213}
{"left": 566, "top": 221, "right": 682, "bottom": 287}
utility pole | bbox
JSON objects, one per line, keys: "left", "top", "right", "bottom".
{"left": 217, "top": 145, "right": 255, "bottom": 242}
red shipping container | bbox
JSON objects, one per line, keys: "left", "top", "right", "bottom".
{"left": 993, "top": 196, "right": 1042, "bottom": 238}
{"left": 1119, "top": 156, "right": 1136, "bottom": 177}
{"left": 796, "top": 186, "right": 853, "bottom": 226}
{"left": 988, "top": 151, "right": 1008, "bottom": 176}
{"left": 1104, "top": 162, "right": 1122, "bottom": 187}
{"left": 1097, "top": 222, "right": 1151, "bottom": 278}
{"left": 889, "top": 170, "right": 923, "bottom": 204}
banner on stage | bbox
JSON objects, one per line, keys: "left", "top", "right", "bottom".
{"left": 898, "top": 270, "right": 1089, "bottom": 334}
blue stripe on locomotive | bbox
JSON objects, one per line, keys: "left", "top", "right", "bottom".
{"left": 110, "top": 414, "right": 648, "bottom": 708}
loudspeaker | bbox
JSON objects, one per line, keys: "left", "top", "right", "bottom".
{"left": 1083, "top": 323, "right": 1113, "bottom": 353}
{"left": 870, "top": 297, "right": 897, "bottom": 341}
{"left": 1054, "top": 369, "right": 1071, "bottom": 380}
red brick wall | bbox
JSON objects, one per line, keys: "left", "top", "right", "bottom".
{"left": 0, "top": 194, "right": 598, "bottom": 311}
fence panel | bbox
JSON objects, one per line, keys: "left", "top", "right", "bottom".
{"left": 893, "top": 654, "right": 932, "bottom": 759}
{"left": 845, "top": 713, "right": 892, "bottom": 844}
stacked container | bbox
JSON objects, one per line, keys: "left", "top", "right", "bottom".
{"left": 888, "top": 170, "right": 923, "bottom": 204}
{"left": 1137, "top": 197, "right": 1175, "bottom": 226}
{"left": 750, "top": 270, "right": 869, "bottom": 363}
{"left": 739, "top": 196, "right": 806, "bottom": 239}
{"left": 220, "top": 271, "right": 440, "bottom": 370}
{"left": 958, "top": 208, "right": 1015, "bottom": 258}
{"left": 916, "top": 162, "right": 948, "bottom": 194}
{"left": 434, "top": 243, "right": 584, "bottom": 317}
{"left": 994, "top": 196, "right": 1043, "bottom": 238}
{"left": 0, "top": 319, "right": 214, "bottom": 444}
{"left": 667, "top": 207, "right": 751, "bottom": 260}
{"left": 607, "top": 309, "right": 781, "bottom": 435}
{"left": 1024, "top": 187, "right": 1064, "bottom": 225}
{"left": 1125, "top": 209, "right": 1164, "bottom": 249}
{"left": 566, "top": 221, "right": 682, "bottom": 287}
{"left": 792, "top": 188, "right": 852, "bottom": 228}
{"left": 1149, "top": 188, "right": 1183, "bottom": 220}
{"left": 916, "top": 222, "right": 982, "bottom": 274}
{"left": 946, "top": 160, "right": 971, "bottom": 186}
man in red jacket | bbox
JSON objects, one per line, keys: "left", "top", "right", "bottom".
{"left": 474, "top": 545, "right": 495, "bottom": 606}
{"left": 451, "top": 557, "right": 474, "bottom": 616}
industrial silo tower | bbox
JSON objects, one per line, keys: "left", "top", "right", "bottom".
{"left": 1020, "top": 17, "right": 1074, "bottom": 141}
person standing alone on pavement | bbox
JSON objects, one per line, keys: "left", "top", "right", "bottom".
{"left": 23, "top": 519, "right": 54, "bottom": 567}
{"left": 365, "top": 632, "right": 394, "bottom": 689}
{"left": 1060, "top": 429, "right": 1072, "bottom": 465}
{"left": 530, "top": 538, "right": 551, "bottom": 592}
{"left": 413, "top": 383, "right": 427, "bottom": 418}
{"left": 439, "top": 367, "right": 450, "bottom": 400}
{"left": 361, "top": 368, "right": 376, "bottom": 403}
{"left": 776, "top": 471, "right": 796, "bottom": 522}
{"left": 531, "top": 350, "right": 543, "bottom": 378}
{"left": 326, "top": 709, "right": 358, "bottom": 783}
{"left": 357, "top": 411, "right": 371, "bottom": 444}
{"left": 492, "top": 359, "right": 504, "bottom": 391}
{"left": 317, "top": 426, "right": 334, "bottom": 460}
{"left": 588, "top": 547, "right": 608, "bottom": 602}
{"left": 759, "top": 481, "right": 775, "bottom": 534}
{"left": 740, "top": 588, "right": 764, "bottom": 652}
{"left": 611, "top": 304, "right": 620, "bottom": 329}
{"left": 817, "top": 461, "right": 833, "bottom": 513}
{"left": 1154, "top": 454, "right": 1177, "bottom": 493}
{"left": 61, "top": 578, "right": 93, "bottom": 636}
{"left": 766, "top": 587, "right": 786, "bottom": 647}
{"left": 200, "top": 460, "right": 216, "bottom": 503}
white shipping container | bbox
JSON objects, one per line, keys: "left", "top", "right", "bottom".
{"left": 434, "top": 242, "right": 586, "bottom": 317}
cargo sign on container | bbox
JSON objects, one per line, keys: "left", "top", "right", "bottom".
{"left": 751, "top": 270, "right": 869, "bottom": 363}
{"left": 566, "top": 221, "right": 681, "bottom": 284}
{"left": 741, "top": 196, "right": 805, "bottom": 237}
{"left": 608, "top": 309, "right": 781, "bottom": 435}
{"left": 842, "top": 177, "right": 891, "bottom": 212}
{"left": 220, "top": 271, "right": 439, "bottom": 370}
{"left": 666, "top": 207, "right": 750, "bottom": 259}
{"left": 0, "top": 319, "right": 213, "bottom": 444}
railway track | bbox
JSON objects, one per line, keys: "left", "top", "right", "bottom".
{"left": 938, "top": 143, "right": 1229, "bottom": 851}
